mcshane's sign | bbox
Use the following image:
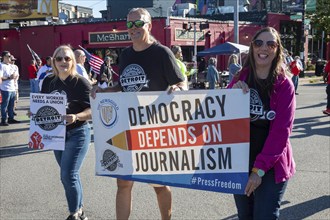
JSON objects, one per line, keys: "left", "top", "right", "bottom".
{"left": 175, "top": 29, "right": 205, "bottom": 41}
{"left": 89, "top": 31, "right": 131, "bottom": 44}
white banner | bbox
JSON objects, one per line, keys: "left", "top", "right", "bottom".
{"left": 28, "top": 93, "right": 66, "bottom": 151}
{"left": 91, "top": 89, "right": 250, "bottom": 194}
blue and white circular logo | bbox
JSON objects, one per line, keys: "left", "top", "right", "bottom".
{"left": 98, "top": 99, "right": 119, "bottom": 128}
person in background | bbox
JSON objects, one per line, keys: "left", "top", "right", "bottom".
{"left": 91, "top": 7, "right": 185, "bottom": 220}
{"left": 0, "top": 56, "right": 2, "bottom": 104}
{"left": 74, "top": 49, "right": 95, "bottom": 85}
{"left": 227, "top": 27, "right": 296, "bottom": 219}
{"left": 28, "top": 60, "right": 39, "bottom": 93}
{"left": 206, "top": 57, "right": 220, "bottom": 89}
{"left": 36, "top": 59, "right": 42, "bottom": 69}
{"left": 0, "top": 55, "right": 2, "bottom": 86}
{"left": 97, "top": 56, "right": 115, "bottom": 88}
{"left": 10, "top": 55, "right": 19, "bottom": 115}
{"left": 40, "top": 45, "right": 92, "bottom": 220}
{"left": 171, "top": 45, "right": 188, "bottom": 90}
{"left": 36, "top": 56, "right": 53, "bottom": 91}
{"left": 285, "top": 51, "right": 294, "bottom": 66}
{"left": 185, "top": 62, "right": 195, "bottom": 81}
{"left": 0, "top": 51, "right": 20, "bottom": 126}
{"left": 228, "top": 54, "right": 242, "bottom": 83}
{"left": 290, "top": 56, "right": 303, "bottom": 95}
{"left": 198, "top": 57, "right": 206, "bottom": 75}
{"left": 322, "top": 59, "right": 330, "bottom": 116}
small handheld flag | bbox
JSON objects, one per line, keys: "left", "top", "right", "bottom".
{"left": 78, "top": 45, "right": 103, "bottom": 75}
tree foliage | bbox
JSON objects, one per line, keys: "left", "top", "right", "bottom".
{"left": 307, "top": 0, "right": 330, "bottom": 41}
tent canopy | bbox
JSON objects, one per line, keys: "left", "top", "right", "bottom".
{"left": 197, "top": 42, "right": 249, "bottom": 56}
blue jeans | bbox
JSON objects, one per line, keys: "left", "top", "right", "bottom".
{"left": 326, "top": 84, "right": 330, "bottom": 109}
{"left": 30, "top": 79, "right": 39, "bottom": 93}
{"left": 54, "top": 123, "right": 91, "bottom": 213}
{"left": 233, "top": 169, "right": 288, "bottom": 220}
{"left": 1, "top": 90, "right": 16, "bottom": 121}
{"left": 292, "top": 75, "right": 299, "bottom": 92}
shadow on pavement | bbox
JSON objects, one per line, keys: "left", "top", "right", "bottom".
{"left": 296, "top": 102, "right": 326, "bottom": 110}
{"left": 0, "top": 126, "right": 29, "bottom": 134}
{"left": 220, "top": 197, "right": 330, "bottom": 220}
{"left": 302, "top": 83, "right": 327, "bottom": 87}
{"left": 0, "top": 143, "right": 49, "bottom": 158}
{"left": 281, "top": 195, "right": 330, "bottom": 219}
{"left": 292, "top": 116, "right": 330, "bottom": 138}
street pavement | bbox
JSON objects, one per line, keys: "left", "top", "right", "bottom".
{"left": 0, "top": 77, "right": 329, "bottom": 220}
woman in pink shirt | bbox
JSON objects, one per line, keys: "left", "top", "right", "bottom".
{"left": 228, "top": 27, "right": 296, "bottom": 219}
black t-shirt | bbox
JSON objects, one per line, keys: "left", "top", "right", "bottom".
{"left": 118, "top": 42, "right": 184, "bottom": 92}
{"left": 98, "top": 63, "right": 113, "bottom": 84}
{"left": 41, "top": 74, "right": 92, "bottom": 131}
{"left": 247, "top": 75, "right": 271, "bottom": 169}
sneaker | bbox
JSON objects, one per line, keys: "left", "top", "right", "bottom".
{"left": 66, "top": 214, "right": 79, "bottom": 220}
{"left": 79, "top": 211, "right": 88, "bottom": 220}
{"left": 8, "top": 119, "right": 20, "bottom": 124}
{"left": 322, "top": 109, "right": 330, "bottom": 116}
{"left": 0, "top": 121, "right": 9, "bottom": 126}
{"left": 295, "top": 92, "right": 299, "bottom": 95}
{"left": 66, "top": 212, "right": 87, "bottom": 220}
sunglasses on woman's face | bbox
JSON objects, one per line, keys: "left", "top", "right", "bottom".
{"left": 252, "top": 39, "right": 278, "bottom": 50}
{"left": 126, "top": 20, "right": 148, "bottom": 29}
{"left": 55, "top": 56, "right": 72, "bottom": 62}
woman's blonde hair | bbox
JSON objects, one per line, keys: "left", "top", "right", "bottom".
{"left": 51, "top": 45, "right": 77, "bottom": 77}
{"left": 228, "top": 54, "right": 239, "bottom": 67}
{"left": 208, "top": 57, "right": 217, "bottom": 65}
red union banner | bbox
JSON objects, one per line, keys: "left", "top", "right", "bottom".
{"left": 91, "top": 89, "right": 250, "bottom": 194}
{"left": 0, "top": 0, "right": 58, "bottom": 20}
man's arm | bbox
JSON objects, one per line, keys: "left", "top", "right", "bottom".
{"left": 90, "top": 83, "right": 121, "bottom": 99}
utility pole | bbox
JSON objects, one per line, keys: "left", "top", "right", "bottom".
{"left": 300, "top": 0, "right": 305, "bottom": 77}
{"left": 234, "top": 0, "right": 239, "bottom": 43}
{"left": 193, "top": 22, "right": 197, "bottom": 71}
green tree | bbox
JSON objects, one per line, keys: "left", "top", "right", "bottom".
{"left": 307, "top": 0, "right": 330, "bottom": 41}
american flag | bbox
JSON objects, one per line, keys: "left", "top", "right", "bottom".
{"left": 78, "top": 45, "right": 103, "bottom": 75}
{"left": 27, "top": 44, "right": 42, "bottom": 68}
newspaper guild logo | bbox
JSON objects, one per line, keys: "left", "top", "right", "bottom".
{"left": 98, "top": 99, "right": 119, "bottom": 128}
{"left": 32, "top": 106, "right": 63, "bottom": 131}
{"left": 101, "top": 149, "right": 121, "bottom": 171}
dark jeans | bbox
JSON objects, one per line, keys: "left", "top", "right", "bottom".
{"left": 292, "top": 75, "right": 299, "bottom": 92}
{"left": 326, "top": 84, "right": 330, "bottom": 109}
{"left": 1, "top": 90, "right": 16, "bottom": 121}
{"left": 54, "top": 123, "right": 91, "bottom": 213}
{"left": 233, "top": 169, "right": 288, "bottom": 220}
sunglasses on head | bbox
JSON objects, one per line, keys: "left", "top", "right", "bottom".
{"left": 126, "top": 20, "right": 148, "bottom": 29}
{"left": 252, "top": 39, "right": 278, "bottom": 50}
{"left": 55, "top": 56, "right": 72, "bottom": 62}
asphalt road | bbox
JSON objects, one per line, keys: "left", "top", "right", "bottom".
{"left": 0, "top": 78, "right": 329, "bottom": 220}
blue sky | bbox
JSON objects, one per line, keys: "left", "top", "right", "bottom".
{"left": 61, "top": 0, "right": 106, "bottom": 18}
